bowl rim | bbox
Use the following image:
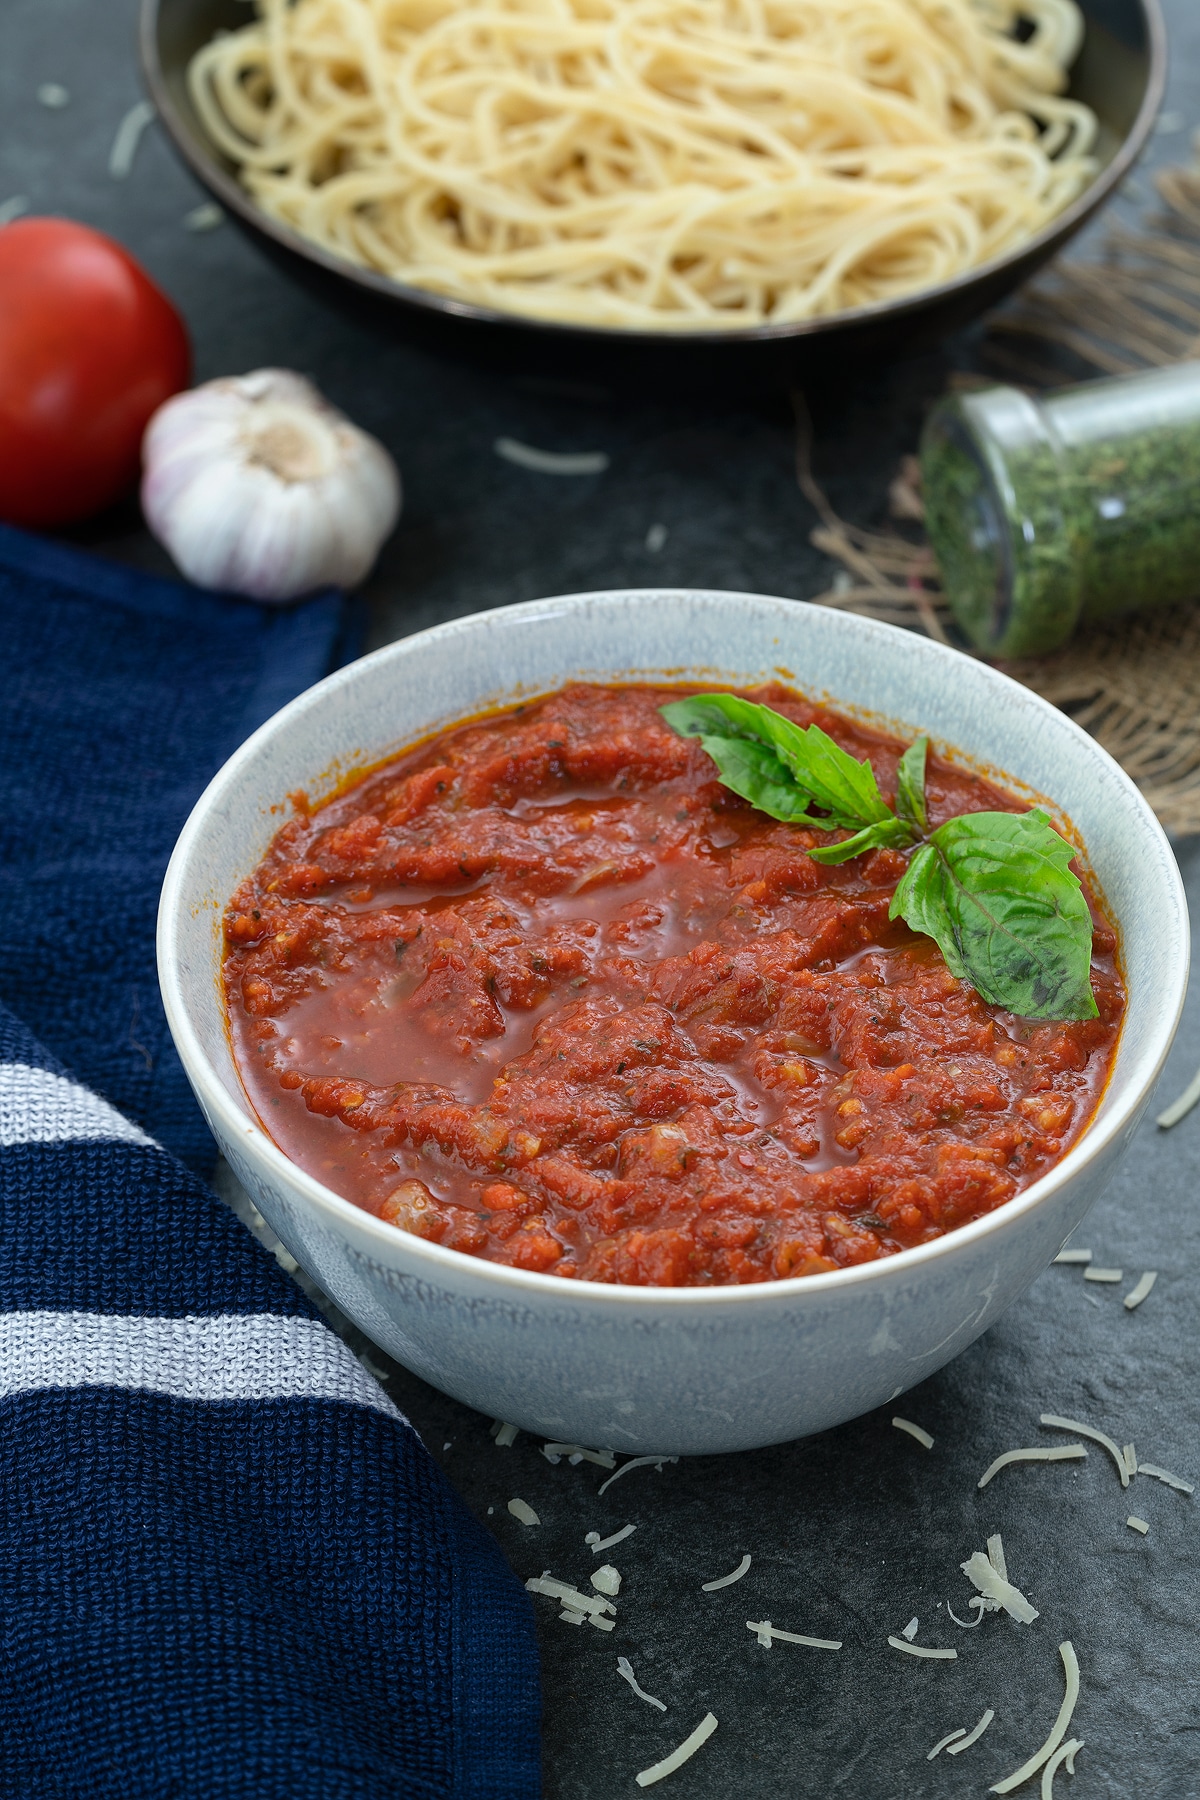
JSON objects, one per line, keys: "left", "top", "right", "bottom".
{"left": 139, "top": 0, "right": 1168, "bottom": 349}
{"left": 158, "top": 588, "right": 1189, "bottom": 1312}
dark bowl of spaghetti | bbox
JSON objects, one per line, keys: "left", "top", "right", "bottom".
{"left": 142, "top": 0, "right": 1165, "bottom": 386}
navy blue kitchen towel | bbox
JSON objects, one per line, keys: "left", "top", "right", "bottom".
{"left": 0, "top": 521, "right": 361, "bottom": 1177}
{"left": 0, "top": 1002, "right": 541, "bottom": 1798}
{"left": 0, "top": 528, "right": 542, "bottom": 1796}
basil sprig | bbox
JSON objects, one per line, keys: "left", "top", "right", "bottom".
{"left": 660, "top": 694, "right": 1098, "bottom": 1021}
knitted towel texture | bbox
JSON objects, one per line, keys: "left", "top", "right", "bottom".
{"left": 0, "top": 532, "right": 542, "bottom": 1797}
{"left": 0, "top": 524, "right": 352, "bottom": 1175}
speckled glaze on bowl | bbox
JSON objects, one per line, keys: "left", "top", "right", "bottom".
{"left": 158, "top": 592, "right": 1188, "bottom": 1455}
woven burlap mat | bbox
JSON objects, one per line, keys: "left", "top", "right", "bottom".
{"left": 804, "top": 149, "right": 1200, "bottom": 837}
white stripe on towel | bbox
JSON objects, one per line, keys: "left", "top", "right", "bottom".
{"left": 0, "top": 1064, "right": 155, "bottom": 1147}
{"left": 0, "top": 1312, "right": 403, "bottom": 1418}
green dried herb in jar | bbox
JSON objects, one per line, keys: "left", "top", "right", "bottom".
{"left": 920, "top": 363, "right": 1200, "bottom": 657}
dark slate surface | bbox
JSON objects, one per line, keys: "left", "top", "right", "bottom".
{"left": 3, "top": 2, "right": 1200, "bottom": 1792}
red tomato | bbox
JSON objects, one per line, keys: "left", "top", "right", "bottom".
{"left": 0, "top": 217, "right": 190, "bottom": 528}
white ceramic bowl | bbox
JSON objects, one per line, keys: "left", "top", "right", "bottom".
{"left": 158, "top": 591, "right": 1188, "bottom": 1455}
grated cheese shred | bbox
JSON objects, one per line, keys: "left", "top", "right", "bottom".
{"left": 1126, "top": 1516, "right": 1150, "bottom": 1534}
{"left": 927, "top": 1729, "right": 967, "bottom": 1760}
{"left": 108, "top": 99, "right": 156, "bottom": 179}
{"left": 542, "top": 1442, "right": 617, "bottom": 1469}
{"left": 526, "top": 1574, "right": 617, "bottom": 1621}
{"left": 1137, "top": 1462, "right": 1194, "bottom": 1494}
{"left": 1083, "top": 1267, "right": 1123, "bottom": 1283}
{"left": 1053, "top": 1249, "right": 1093, "bottom": 1264}
{"left": 892, "top": 1416, "right": 934, "bottom": 1449}
{"left": 990, "top": 1641, "right": 1080, "bottom": 1794}
{"left": 701, "top": 1554, "right": 751, "bottom": 1592}
{"left": 507, "top": 1498, "right": 540, "bottom": 1526}
{"left": 634, "top": 1714, "right": 717, "bottom": 1787}
{"left": 591, "top": 1565, "right": 621, "bottom": 1596}
{"left": 887, "top": 1636, "right": 957, "bottom": 1659}
{"left": 978, "top": 1445, "right": 1087, "bottom": 1489}
{"left": 617, "top": 1656, "right": 666, "bottom": 1712}
{"left": 183, "top": 202, "right": 224, "bottom": 232}
{"left": 746, "top": 1620, "right": 842, "bottom": 1650}
{"left": 494, "top": 438, "right": 611, "bottom": 477}
{"left": 946, "top": 1708, "right": 996, "bottom": 1756}
{"left": 1041, "top": 1414, "right": 1129, "bottom": 1486}
{"left": 598, "top": 1455, "right": 678, "bottom": 1497}
{"left": 961, "top": 1551, "right": 1038, "bottom": 1624}
{"left": 1124, "top": 1271, "right": 1158, "bottom": 1310}
{"left": 587, "top": 1523, "right": 636, "bottom": 1552}
{"left": 1156, "top": 1065, "right": 1200, "bottom": 1128}
{"left": 1040, "top": 1738, "right": 1085, "bottom": 1799}
{"left": 987, "top": 1534, "right": 1008, "bottom": 1581}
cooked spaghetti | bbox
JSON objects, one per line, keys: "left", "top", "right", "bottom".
{"left": 189, "top": 0, "right": 1098, "bottom": 330}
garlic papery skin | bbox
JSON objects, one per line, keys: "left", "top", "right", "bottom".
{"left": 140, "top": 368, "right": 401, "bottom": 601}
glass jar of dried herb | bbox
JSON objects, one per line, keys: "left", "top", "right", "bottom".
{"left": 920, "top": 362, "right": 1200, "bottom": 657}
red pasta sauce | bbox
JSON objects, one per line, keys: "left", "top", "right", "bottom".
{"left": 223, "top": 683, "right": 1123, "bottom": 1286}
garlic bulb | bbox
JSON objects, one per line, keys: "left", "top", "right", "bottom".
{"left": 141, "top": 368, "right": 401, "bottom": 601}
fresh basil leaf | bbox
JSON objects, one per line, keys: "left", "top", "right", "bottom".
{"left": 691, "top": 734, "right": 820, "bottom": 824}
{"left": 896, "top": 736, "right": 929, "bottom": 833}
{"left": 889, "top": 809, "right": 1098, "bottom": 1019}
{"left": 661, "top": 694, "right": 839, "bottom": 805}
{"left": 809, "top": 816, "right": 915, "bottom": 865}
{"left": 789, "top": 721, "right": 894, "bottom": 826}
{"left": 661, "top": 694, "right": 892, "bottom": 828}
{"left": 661, "top": 693, "right": 789, "bottom": 748}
